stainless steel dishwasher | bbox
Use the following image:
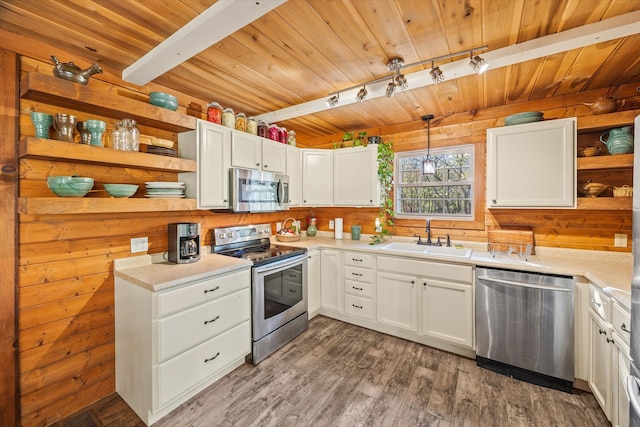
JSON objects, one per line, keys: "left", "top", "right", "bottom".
{"left": 475, "top": 267, "right": 574, "bottom": 392}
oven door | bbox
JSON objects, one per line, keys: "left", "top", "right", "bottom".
{"left": 230, "top": 167, "right": 289, "bottom": 212}
{"left": 252, "top": 254, "right": 307, "bottom": 340}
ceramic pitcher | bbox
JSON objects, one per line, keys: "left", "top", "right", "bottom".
{"left": 600, "top": 126, "right": 633, "bottom": 155}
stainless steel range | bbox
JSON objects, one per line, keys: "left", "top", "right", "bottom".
{"left": 213, "top": 224, "right": 308, "bottom": 364}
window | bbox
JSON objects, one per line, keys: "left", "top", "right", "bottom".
{"left": 395, "top": 145, "right": 474, "bottom": 218}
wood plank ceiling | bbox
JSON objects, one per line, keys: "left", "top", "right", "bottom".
{"left": 2, "top": 0, "right": 640, "bottom": 141}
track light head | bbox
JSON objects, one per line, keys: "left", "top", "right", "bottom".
{"left": 430, "top": 66, "right": 445, "bottom": 84}
{"left": 356, "top": 86, "right": 368, "bottom": 102}
{"left": 386, "top": 80, "right": 396, "bottom": 98}
{"left": 469, "top": 55, "right": 489, "bottom": 74}
{"left": 395, "top": 73, "right": 408, "bottom": 90}
{"left": 326, "top": 94, "right": 339, "bottom": 108}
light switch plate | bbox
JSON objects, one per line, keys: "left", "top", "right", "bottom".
{"left": 329, "top": 220, "right": 335, "bottom": 230}
{"left": 131, "top": 237, "right": 149, "bottom": 253}
{"left": 614, "top": 233, "right": 627, "bottom": 248}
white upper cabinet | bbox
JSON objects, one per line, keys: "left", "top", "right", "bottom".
{"left": 486, "top": 117, "right": 576, "bottom": 208}
{"left": 302, "top": 149, "right": 333, "bottom": 206}
{"left": 179, "top": 120, "right": 231, "bottom": 210}
{"left": 231, "top": 131, "right": 286, "bottom": 174}
{"left": 286, "top": 146, "right": 302, "bottom": 206}
{"left": 333, "top": 145, "right": 378, "bottom": 206}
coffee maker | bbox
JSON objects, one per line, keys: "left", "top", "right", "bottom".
{"left": 168, "top": 223, "right": 200, "bottom": 264}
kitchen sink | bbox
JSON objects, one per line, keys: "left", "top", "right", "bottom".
{"left": 381, "top": 242, "right": 429, "bottom": 253}
{"left": 423, "top": 246, "right": 473, "bottom": 259}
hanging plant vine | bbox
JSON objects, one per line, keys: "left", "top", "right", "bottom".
{"left": 370, "top": 139, "right": 395, "bottom": 245}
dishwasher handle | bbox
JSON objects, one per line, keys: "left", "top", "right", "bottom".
{"left": 477, "top": 276, "right": 572, "bottom": 292}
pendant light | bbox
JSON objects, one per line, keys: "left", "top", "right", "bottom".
{"left": 422, "top": 114, "right": 435, "bottom": 175}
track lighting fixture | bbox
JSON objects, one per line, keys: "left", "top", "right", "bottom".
{"left": 326, "top": 93, "right": 339, "bottom": 108}
{"left": 356, "top": 86, "right": 367, "bottom": 102}
{"left": 422, "top": 114, "right": 436, "bottom": 175}
{"left": 323, "top": 45, "right": 487, "bottom": 108}
{"left": 430, "top": 61, "right": 445, "bottom": 84}
{"left": 469, "top": 54, "right": 489, "bottom": 74}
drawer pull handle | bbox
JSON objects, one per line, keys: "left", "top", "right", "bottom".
{"left": 352, "top": 273, "right": 363, "bottom": 277}
{"left": 204, "top": 315, "right": 220, "bottom": 325}
{"left": 621, "top": 323, "right": 631, "bottom": 333}
{"left": 607, "top": 337, "right": 615, "bottom": 344}
{"left": 288, "top": 274, "right": 297, "bottom": 277}
{"left": 204, "top": 352, "right": 220, "bottom": 363}
{"left": 288, "top": 289, "right": 297, "bottom": 293}
{"left": 352, "top": 304, "right": 363, "bottom": 309}
{"left": 352, "top": 286, "right": 363, "bottom": 291}
{"left": 352, "top": 258, "right": 363, "bottom": 262}
{"left": 599, "top": 329, "right": 607, "bottom": 335}
{"left": 591, "top": 298, "right": 602, "bottom": 307}
{"left": 204, "top": 286, "right": 220, "bottom": 294}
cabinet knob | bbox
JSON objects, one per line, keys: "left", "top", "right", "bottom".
{"left": 410, "top": 280, "right": 415, "bottom": 284}
{"left": 492, "top": 199, "right": 497, "bottom": 204}
{"left": 264, "top": 164, "right": 268, "bottom": 168}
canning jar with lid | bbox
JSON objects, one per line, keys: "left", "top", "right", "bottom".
{"left": 258, "top": 120, "right": 269, "bottom": 138}
{"left": 222, "top": 108, "right": 235, "bottom": 128}
{"left": 235, "top": 112, "right": 247, "bottom": 132}
{"left": 246, "top": 117, "right": 258, "bottom": 135}
{"left": 279, "top": 126, "right": 287, "bottom": 144}
{"left": 268, "top": 124, "right": 280, "bottom": 141}
{"left": 287, "top": 130, "right": 296, "bottom": 146}
{"left": 207, "top": 102, "right": 223, "bottom": 124}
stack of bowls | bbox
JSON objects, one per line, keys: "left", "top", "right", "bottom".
{"left": 504, "top": 112, "right": 544, "bottom": 126}
{"left": 149, "top": 92, "right": 178, "bottom": 111}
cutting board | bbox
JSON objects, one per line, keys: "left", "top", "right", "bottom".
{"left": 487, "top": 228, "right": 535, "bottom": 255}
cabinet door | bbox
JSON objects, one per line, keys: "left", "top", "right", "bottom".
{"left": 589, "top": 310, "right": 613, "bottom": 420}
{"left": 613, "top": 335, "right": 631, "bottom": 427}
{"left": 376, "top": 271, "right": 417, "bottom": 332}
{"left": 333, "top": 146, "right": 378, "bottom": 206}
{"left": 320, "top": 249, "right": 342, "bottom": 313}
{"left": 286, "top": 146, "right": 302, "bottom": 206}
{"left": 302, "top": 149, "right": 333, "bottom": 206}
{"left": 198, "top": 121, "right": 231, "bottom": 209}
{"left": 486, "top": 117, "right": 576, "bottom": 208}
{"left": 307, "top": 249, "right": 321, "bottom": 318}
{"left": 421, "top": 279, "right": 473, "bottom": 348}
{"left": 231, "top": 131, "right": 261, "bottom": 170}
{"left": 262, "top": 139, "right": 286, "bottom": 173}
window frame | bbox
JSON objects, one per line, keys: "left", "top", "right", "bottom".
{"left": 394, "top": 144, "right": 476, "bottom": 220}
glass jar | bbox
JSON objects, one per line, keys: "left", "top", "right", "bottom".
{"left": 257, "top": 120, "right": 269, "bottom": 138}
{"left": 268, "top": 124, "right": 280, "bottom": 141}
{"left": 279, "top": 126, "right": 287, "bottom": 144}
{"left": 221, "top": 108, "right": 235, "bottom": 128}
{"left": 287, "top": 129, "right": 296, "bottom": 146}
{"left": 110, "top": 120, "right": 125, "bottom": 150}
{"left": 122, "top": 118, "right": 140, "bottom": 151}
{"left": 246, "top": 117, "right": 257, "bottom": 135}
{"left": 206, "top": 102, "right": 223, "bottom": 124}
{"left": 235, "top": 112, "right": 247, "bottom": 132}
{"left": 306, "top": 218, "right": 317, "bottom": 237}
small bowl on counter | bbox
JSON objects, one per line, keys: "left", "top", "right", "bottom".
{"left": 104, "top": 184, "right": 138, "bottom": 198}
{"left": 47, "top": 176, "right": 94, "bottom": 197}
{"left": 149, "top": 92, "right": 178, "bottom": 111}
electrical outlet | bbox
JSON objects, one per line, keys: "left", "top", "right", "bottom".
{"left": 131, "top": 237, "right": 148, "bottom": 253}
{"left": 614, "top": 233, "right": 628, "bottom": 248}
{"left": 276, "top": 222, "right": 282, "bottom": 232}
{"left": 329, "top": 220, "right": 335, "bottom": 230}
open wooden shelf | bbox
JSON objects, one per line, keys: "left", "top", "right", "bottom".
{"left": 19, "top": 137, "right": 197, "bottom": 172}
{"left": 18, "top": 197, "right": 197, "bottom": 215}
{"left": 21, "top": 72, "right": 197, "bottom": 133}
{"left": 577, "top": 109, "right": 640, "bottom": 134}
{"left": 577, "top": 153, "right": 634, "bottom": 171}
{"left": 576, "top": 197, "right": 632, "bottom": 210}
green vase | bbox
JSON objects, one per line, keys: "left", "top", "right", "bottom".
{"left": 306, "top": 219, "right": 317, "bottom": 237}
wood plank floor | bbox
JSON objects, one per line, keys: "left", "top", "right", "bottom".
{"left": 55, "top": 316, "right": 609, "bottom": 427}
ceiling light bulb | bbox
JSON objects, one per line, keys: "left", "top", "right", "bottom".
{"left": 356, "top": 87, "right": 368, "bottom": 102}
{"left": 326, "top": 94, "right": 339, "bottom": 108}
{"left": 469, "top": 55, "right": 489, "bottom": 74}
{"left": 430, "top": 66, "right": 445, "bottom": 84}
{"left": 386, "top": 81, "right": 396, "bottom": 98}
{"left": 396, "top": 73, "right": 408, "bottom": 90}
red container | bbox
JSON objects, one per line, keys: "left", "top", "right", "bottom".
{"left": 206, "top": 102, "right": 222, "bottom": 124}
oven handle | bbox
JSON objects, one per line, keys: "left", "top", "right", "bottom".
{"left": 253, "top": 254, "right": 307, "bottom": 274}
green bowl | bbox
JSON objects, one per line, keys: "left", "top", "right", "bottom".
{"left": 149, "top": 92, "right": 178, "bottom": 111}
{"left": 504, "top": 111, "right": 544, "bottom": 126}
{"left": 47, "top": 176, "right": 94, "bottom": 197}
{"left": 104, "top": 184, "right": 138, "bottom": 198}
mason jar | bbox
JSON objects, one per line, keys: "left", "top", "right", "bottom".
{"left": 246, "top": 117, "right": 257, "bottom": 135}
{"left": 287, "top": 129, "right": 296, "bottom": 146}
{"left": 206, "top": 102, "right": 223, "bottom": 124}
{"left": 235, "top": 112, "right": 247, "bottom": 132}
{"left": 258, "top": 120, "right": 269, "bottom": 138}
{"left": 221, "top": 108, "right": 235, "bottom": 128}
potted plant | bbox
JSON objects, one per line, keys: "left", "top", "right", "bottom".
{"left": 370, "top": 139, "right": 394, "bottom": 245}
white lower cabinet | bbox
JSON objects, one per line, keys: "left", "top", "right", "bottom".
{"left": 613, "top": 333, "right": 631, "bottom": 427}
{"left": 376, "top": 271, "right": 418, "bottom": 332}
{"left": 307, "top": 249, "right": 321, "bottom": 319}
{"left": 421, "top": 279, "right": 473, "bottom": 348}
{"left": 588, "top": 308, "right": 613, "bottom": 420}
{"left": 115, "top": 267, "right": 251, "bottom": 425}
{"left": 320, "top": 248, "right": 342, "bottom": 313}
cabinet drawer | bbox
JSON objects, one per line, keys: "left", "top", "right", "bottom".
{"left": 344, "top": 252, "right": 374, "bottom": 268}
{"left": 157, "top": 289, "right": 250, "bottom": 362}
{"left": 589, "top": 285, "right": 611, "bottom": 322}
{"left": 377, "top": 256, "right": 472, "bottom": 283}
{"left": 345, "top": 280, "right": 373, "bottom": 298}
{"left": 344, "top": 265, "right": 373, "bottom": 283}
{"left": 157, "top": 321, "right": 250, "bottom": 408}
{"left": 344, "top": 294, "right": 373, "bottom": 320}
{"left": 612, "top": 302, "right": 631, "bottom": 346}
{"left": 157, "top": 269, "right": 250, "bottom": 318}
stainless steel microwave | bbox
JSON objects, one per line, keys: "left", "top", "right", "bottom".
{"left": 229, "top": 168, "right": 289, "bottom": 213}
